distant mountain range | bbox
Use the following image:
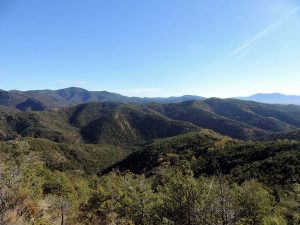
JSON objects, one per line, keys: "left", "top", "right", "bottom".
{"left": 1, "top": 87, "right": 300, "bottom": 112}
{"left": 0, "top": 87, "right": 205, "bottom": 111}
{"left": 237, "top": 93, "right": 300, "bottom": 105}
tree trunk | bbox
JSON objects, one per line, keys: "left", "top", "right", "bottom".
{"left": 61, "top": 208, "right": 64, "bottom": 225}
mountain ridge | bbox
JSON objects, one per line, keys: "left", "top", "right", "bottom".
{"left": 237, "top": 93, "right": 300, "bottom": 105}
{"left": 1, "top": 98, "right": 300, "bottom": 142}
{"left": 1, "top": 88, "right": 300, "bottom": 111}
{"left": 0, "top": 87, "right": 205, "bottom": 111}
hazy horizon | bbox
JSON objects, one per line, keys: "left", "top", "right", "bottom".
{"left": 1, "top": 86, "right": 299, "bottom": 99}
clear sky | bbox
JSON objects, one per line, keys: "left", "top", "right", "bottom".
{"left": 0, "top": 0, "right": 299, "bottom": 97}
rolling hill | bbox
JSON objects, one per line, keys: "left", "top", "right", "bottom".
{"left": 111, "top": 130, "right": 300, "bottom": 185}
{"left": 0, "top": 102, "right": 200, "bottom": 145}
{"left": 260, "top": 130, "right": 300, "bottom": 141}
{"left": 2, "top": 98, "right": 300, "bottom": 143}
{"left": 0, "top": 137, "right": 131, "bottom": 174}
{"left": 1, "top": 90, "right": 300, "bottom": 225}
{"left": 148, "top": 98, "right": 300, "bottom": 140}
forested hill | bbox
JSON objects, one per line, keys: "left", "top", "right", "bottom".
{"left": 0, "top": 102, "right": 199, "bottom": 145}
{"left": 1, "top": 98, "right": 300, "bottom": 143}
{"left": 2, "top": 87, "right": 300, "bottom": 112}
{"left": 148, "top": 98, "right": 300, "bottom": 140}
{"left": 1, "top": 91, "right": 300, "bottom": 224}
{"left": 111, "top": 130, "right": 300, "bottom": 186}
{"left": 1, "top": 129, "right": 299, "bottom": 224}
{"left": 260, "top": 130, "right": 300, "bottom": 141}
{"left": 0, "top": 101, "right": 299, "bottom": 224}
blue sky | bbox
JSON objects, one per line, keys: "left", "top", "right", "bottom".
{"left": 0, "top": 0, "right": 299, "bottom": 97}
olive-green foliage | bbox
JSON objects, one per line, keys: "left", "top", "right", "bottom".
{"left": 0, "top": 153, "right": 93, "bottom": 225}
{"left": 261, "top": 130, "right": 300, "bottom": 141}
{"left": 3, "top": 98, "right": 300, "bottom": 145}
{"left": 43, "top": 172, "right": 75, "bottom": 197}
{"left": 113, "top": 130, "right": 232, "bottom": 173}
{"left": 0, "top": 138, "right": 130, "bottom": 174}
{"left": 149, "top": 98, "right": 300, "bottom": 140}
{"left": 0, "top": 102, "right": 199, "bottom": 145}
{"left": 0, "top": 123, "right": 299, "bottom": 224}
{"left": 0, "top": 148, "right": 298, "bottom": 225}
{"left": 277, "top": 183, "right": 300, "bottom": 225}
{"left": 153, "top": 168, "right": 279, "bottom": 225}
{"left": 115, "top": 131, "right": 300, "bottom": 186}
{"left": 79, "top": 172, "right": 159, "bottom": 225}
{"left": 0, "top": 154, "right": 46, "bottom": 224}
{"left": 233, "top": 180, "right": 276, "bottom": 224}
{"left": 79, "top": 169, "right": 291, "bottom": 225}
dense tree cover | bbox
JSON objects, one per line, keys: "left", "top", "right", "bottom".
{"left": 114, "top": 131, "right": 300, "bottom": 186}
{"left": 0, "top": 153, "right": 46, "bottom": 224}
{"left": 148, "top": 98, "right": 300, "bottom": 140}
{"left": 0, "top": 138, "right": 130, "bottom": 174}
{"left": 75, "top": 169, "right": 300, "bottom": 224}
{"left": 0, "top": 124, "right": 299, "bottom": 224}
{"left": 0, "top": 155, "right": 92, "bottom": 224}
{"left": 2, "top": 98, "right": 300, "bottom": 144}
{"left": 0, "top": 138, "right": 299, "bottom": 224}
{"left": 0, "top": 102, "right": 199, "bottom": 145}
{"left": 3, "top": 160, "right": 295, "bottom": 225}
{"left": 148, "top": 102, "right": 268, "bottom": 140}
{"left": 0, "top": 162, "right": 292, "bottom": 225}
{"left": 260, "top": 130, "right": 300, "bottom": 141}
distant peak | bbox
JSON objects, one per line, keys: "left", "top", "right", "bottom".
{"left": 237, "top": 93, "right": 300, "bottom": 105}
{"left": 252, "top": 93, "right": 283, "bottom": 96}
{"left": 57, "top": 87, "right": 88, "bottom": 91}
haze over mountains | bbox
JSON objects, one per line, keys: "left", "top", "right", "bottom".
{"left": 1, "top": 88, "right": 300, "bottom": 113}
{"left": 238, "top": 93, "right": 300, "bottom": 105}
{"left": 0, "top": 87, "right": 205, "bottom": 111}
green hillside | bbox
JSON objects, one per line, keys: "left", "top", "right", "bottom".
{"left": 148, "top": 98, "right": 300, "bottom": 140}
{"left": 1, "top": 117, "right": 299, "bottom": 224}
{"left": 1, "top": 129, "right": 298, "bottom": 224}
{"left": 260, "top": 130, "right": 300, "bottom": 141}
{"left": 0, "top": 102, "right": 200, "bottom": 145}
{"left": 2, "top": 98, "right": 300, "bottom": 144}
{"left": 0, "top": 137, "right": 130, "bottom": 174}
{"left": 112, "top": 130, "right": 300, "bottom": 186}
{"left": 1, "top": 94, "right": 300, "bottom": 224}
